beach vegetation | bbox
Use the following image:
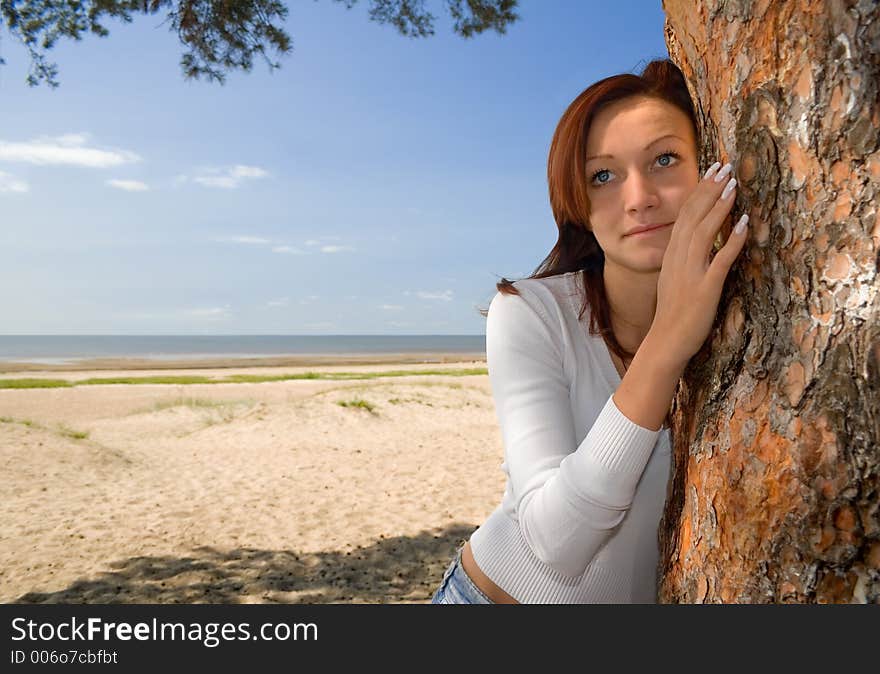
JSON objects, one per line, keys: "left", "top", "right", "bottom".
{"left": 336, "top": 398, "right": 376, "bottom": 414}
{"left": 0, "top": 415, "right": 89, "bottom": 439}
{"left": 56, "top": 423, "right": 89, "bottom": 440}
{"left": 149, "top": 397, "right": 253, "bottom": 413}
{"left": 0, "top": 416, "right": 35, "bottom": 427}
{"left": 123, "top": 398, "right": 258, "bottom": 432}
{"left": 224, "top": 368, "right": 485, "bottom": 383}
{"left": 0, "top": 368, "right": 487, "bottom": 390}
{"left": 389, "top": 395, "right": 445, "bottom": 406}
{"left": 0, "top": 378, "right": 72, "bottom": 389}
{"left": 78, "top": 376, "right": 215, "bottom": 385}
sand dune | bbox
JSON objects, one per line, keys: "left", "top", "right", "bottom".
{"left": 0, "top": 359, "right": 504, "bottom": 603}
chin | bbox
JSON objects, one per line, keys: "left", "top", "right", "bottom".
{"left": 635, "top": 253, "right": 666, "bottom": 273}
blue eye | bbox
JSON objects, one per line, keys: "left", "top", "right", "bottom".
{"left": 589, "top": 150, "right": 682, "bottom": 187}
{"left": 655, "top": 150, "right": 682, "bottom": 168}
{"left": 590, "top": 169, "right": 611, "bottom": 185}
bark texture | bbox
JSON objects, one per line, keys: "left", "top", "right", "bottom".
{"left": 658, "top": 0, "right": 880, "bottom": 603}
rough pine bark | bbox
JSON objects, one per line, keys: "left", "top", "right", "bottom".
{"left": 657, "top": 0, "right": 880, "bottom": 603}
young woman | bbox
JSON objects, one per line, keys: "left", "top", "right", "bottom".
{"left": 430, "top": 59, "right": 749, "bottom": 604}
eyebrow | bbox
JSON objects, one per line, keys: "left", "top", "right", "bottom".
{"left": 585, "top": 134, "right": 687, "bottom": 163}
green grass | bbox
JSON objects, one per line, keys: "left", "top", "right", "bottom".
{"left": 148, "top": 397, "right": 250, "bottom": 413}
{"left": 0, "top": 415, "right": 89, "bottom": 440}
{"left": 0, "top": 415, "right": 26, "bottom": 425}
{"left": 336, "top": 398, "right": 377, "bottom": 413}
{"left": 154, "top": 397, "right": 255, "bottom": 426}
{"left": 57, "top": 424, "right": 89, "bottom": 440}
{"left": 0, "top": 367, "right": 488, "bottom": 390}
{"left": 0, "top": 416, "right": 35, "bottom": 427}
{"left": 386, "top": 396, "right": 436, "bottom": 406}
{"left": 0, "top": 378, "right": 73, "bottom": 389}
{"left": 78, "top": 375, "right": 215, "bottom": 385}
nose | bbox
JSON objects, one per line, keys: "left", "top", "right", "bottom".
{"left": 623, "top": 170, "right": 660, "bottom": 216}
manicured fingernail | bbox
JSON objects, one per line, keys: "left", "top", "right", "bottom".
{"left": 703, "top": 161, "right": 722, "bottom": 180}
{"left": 734, "top": 213, "right": 749, "bottom": 235}
{"left": 713, "top": 162, "right": 733, "bottom": 183}
{"left": 721, "top": 177, "right": 738, "bottom": 200}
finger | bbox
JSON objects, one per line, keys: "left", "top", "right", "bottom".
{"left": 689, "top": 175, "right": 738, "bottom": 262}
{"left": 706, "top": 212, "right": 749, "bottom": 288}
{"left": 668, "top": 162, "right": 735, "bottom": 265}
{"left": 687, "top": 161, "right": 735, "bottom": 221}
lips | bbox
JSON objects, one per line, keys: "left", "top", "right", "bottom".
{"left": 625, "top": 222, "right": 672, "bottom": 236}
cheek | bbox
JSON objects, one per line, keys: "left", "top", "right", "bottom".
{"left": 667, "top": 183, "right": 697, "bottom": 214}
{"left": 586, "top": 190, "right": 613, "bottom": 217}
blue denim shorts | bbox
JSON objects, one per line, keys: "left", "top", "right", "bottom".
{"left": 430, "top": 543, "right": 495, "bottom": 604}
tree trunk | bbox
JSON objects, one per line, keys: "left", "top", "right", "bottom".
{"left": 658, "top": 0, "right": 880, "bottom": 603}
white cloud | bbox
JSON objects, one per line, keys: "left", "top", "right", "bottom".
{"left": 0, "top": 171, "right": 28, "bottom": 193}
{"left": 0, "top": 133, "right": 141, "bottom": 167}
{"left": 107, "top": 179, "right": 149, "bottom": 192}
{"left": 214, "top": 235, "right": 271, "bottom": 245}
{"left": 306, "top": 236, "right": 342, "bottom": 247}
{"left": 304, "top": 321, "right": 335, "bottom": 330}
{"left": 320, "top": 245, "right": 354, "bottom": 253}
{"left": 380, "top": 304, "right": 403, "bottom": 310}
{"left": 404, "top": 290, "right": 454, "bottom": 302}
{"left": 299, "top": 295, "right": 319, "bottom": 304}
{"left": 195, "top": 176, "right": 237, "bottom": 189}
{"left": 266, "top": 297, "right": 289, "bottom": 307}
{"left": 56, "top": 133, "right": 89, "bottom": 145}
{"left": 229, "top": 165, "right": 267, "bottom": 179}
{"left": 210, "top": 236, "right": 329, "bottom": 256}
{"left": 191, "top": 164, "right": 269, "bottom": 189}
{"left": 272, "top": 245, "right": 307, "bottom": 254}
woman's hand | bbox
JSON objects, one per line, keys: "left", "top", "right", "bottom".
{"left": 650, "top": 161, "right": 750, "bottom": 369}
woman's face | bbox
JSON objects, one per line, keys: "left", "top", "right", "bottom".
{"left": 584, "top": 95, "right": 699, "bottom": 274}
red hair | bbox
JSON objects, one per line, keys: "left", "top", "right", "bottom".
{"left": 480, "top": 58, "right": 699, "bottom": 359}
{"left": 479, "top": 59, "right": 700, "bottom": 429}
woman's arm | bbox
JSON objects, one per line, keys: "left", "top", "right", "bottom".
{"left": 612, "top": 332, "right": 686, "bottom": 432}
{"left": 486, "top": 286, "right": 668, "bottom": 578}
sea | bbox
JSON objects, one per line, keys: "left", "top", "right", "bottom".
{"left": 0, "top": 335, "right": 486, "bottom": 365}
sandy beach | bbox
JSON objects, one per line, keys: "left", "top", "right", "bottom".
{"left": 0, "top": 354, "right": 503, "bottom": 604}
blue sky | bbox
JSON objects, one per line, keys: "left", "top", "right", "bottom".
{"left": 1, "top": 0, "right": 668, "bottom": 335}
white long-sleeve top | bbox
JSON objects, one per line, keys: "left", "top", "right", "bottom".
{"left": 468, "top": 270, "right": 673, "bottom": 603}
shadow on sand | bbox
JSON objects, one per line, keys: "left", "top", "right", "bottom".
{"left": 13, "top": 525, "right": 477, "bottom": 604}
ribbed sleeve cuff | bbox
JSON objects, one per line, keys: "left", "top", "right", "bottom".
{"left": 567, "top": 393, "right": 662, "bottom": 508}
{"left": 593, "top": 393, "right": 662, "bottom": 472}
